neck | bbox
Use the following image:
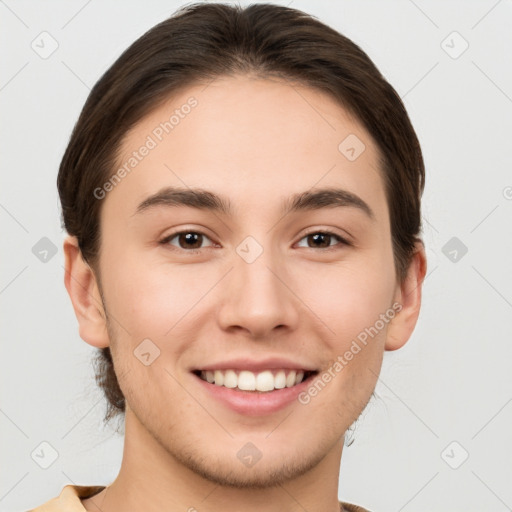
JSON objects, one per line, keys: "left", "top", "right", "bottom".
{"left": 82, "top": 407, "right": 344, "bottom": 512}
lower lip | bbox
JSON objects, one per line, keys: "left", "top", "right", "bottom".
{"left": 192, "top": 372, "right": 317, "bottom": 416}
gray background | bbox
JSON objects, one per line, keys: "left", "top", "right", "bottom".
{"left": 1, "top": 0, "right": 511, "bottom": 510}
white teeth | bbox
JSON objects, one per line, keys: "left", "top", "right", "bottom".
{"left": 199, "top": 368, "right": 309, "bottom": 392}
{"left": 223, "top": 370, "right": 237, "bottom": 388}
{"left": 274, "top": 370, "right": 286, "bottom": 389}
{"left": 214, "top": 370, "right": 224, "bottom": 386}
{"left": 238, "top": 371, "right": 256, "bottom": 391}
{"left": 256, "top": 370, "right": 274, "bottom": 392}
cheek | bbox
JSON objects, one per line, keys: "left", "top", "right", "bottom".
{"left": 104, "top": 252, "right": 213, "bottom": 341}
{"left": 304, "top": 257, "right": 396, "bottom": 343}
{"left": 102, "top": 226, "right": 396, "bottom": 345}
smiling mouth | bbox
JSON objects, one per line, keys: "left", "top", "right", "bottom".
{"left": 192, "top": 368, "right": 318, "bottom": 393}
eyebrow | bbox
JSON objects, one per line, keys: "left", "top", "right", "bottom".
{"left": 134, "top": 185, "right": 375, "bottom": 221}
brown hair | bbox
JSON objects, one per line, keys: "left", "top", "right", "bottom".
{"left": 57, "top": 2, "right": 425, "bottom": 425}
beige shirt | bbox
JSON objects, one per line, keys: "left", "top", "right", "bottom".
{"left": 27, "top": 485, "right": 370, "bottom": 511}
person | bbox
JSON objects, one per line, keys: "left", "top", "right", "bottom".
{"left": 29, "top": 2, "right": 427, "bottom": 511}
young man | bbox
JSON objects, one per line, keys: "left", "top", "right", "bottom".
{"left": 30, "top": 3, "right": 426, "bottom": 511}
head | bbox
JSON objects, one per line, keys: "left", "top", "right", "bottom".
{"left": 60, "top": 2, "right": 426, "bottom": 488}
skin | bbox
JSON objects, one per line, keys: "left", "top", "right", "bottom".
{"left": 64, "top": 74, "right": 426, "bottom": 512}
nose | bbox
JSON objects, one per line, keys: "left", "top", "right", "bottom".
{"left": 217, "top": 246, "right": 300, "bottom": 339}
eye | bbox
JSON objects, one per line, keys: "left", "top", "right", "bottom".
{"left": 296, "top": 231, "right": 350, "bottom": 250}
{"left": 159, "top": 230, "right": 215, "bottom": 253}
{"left": 159, "top": 229, "right": 350, "bottom": 254}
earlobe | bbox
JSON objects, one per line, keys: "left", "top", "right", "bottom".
{"left": 63, "top": 235, "right": 110, "bottom": 348}
{"left": 385, "top": 241, "right": 427, "bottom": 351}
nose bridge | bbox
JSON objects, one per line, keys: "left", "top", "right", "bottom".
{"left": 217, "top": 237, "right": 298, "bottom": 337}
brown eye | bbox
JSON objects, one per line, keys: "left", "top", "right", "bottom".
{"left": 296, "top": 231, "right": 349, "bottom": 249}
{"left": 160, "top": 231, "right": 214, "bottom": 252}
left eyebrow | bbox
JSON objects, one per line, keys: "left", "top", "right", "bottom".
{"left": 133, "top": 185, "right": 375, "bottom": 221}
{"left": 284, "top": 187, "right": 375, "bottom": 221}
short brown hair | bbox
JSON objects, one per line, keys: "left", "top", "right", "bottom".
{"left": 57, "top": 2, "right": 425, "bottom": 425}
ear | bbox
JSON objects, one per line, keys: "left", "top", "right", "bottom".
{"left": 63, "top": 235, "right": 110, "bottom": 348}
{"left": 385, "top": 240, "right": 427, "bottom": 351}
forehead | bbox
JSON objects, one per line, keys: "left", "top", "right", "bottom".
{"left": 106, "top": 74, "right": 387, "bottom": 222}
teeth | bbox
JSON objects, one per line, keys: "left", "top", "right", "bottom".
{"left": 274, "top": 370, "right": 286, "bottom": 389}
{"left": 235, "top": 371, "right": 253, "bottom": 390}
{"left": 199, "top": 369, "right": 309, "bottom": 392}
{"left": 214, "top": 370, "right": 224, "bottom": 386}
{"left": 223, "top": 369, "right": 237, "bottom": 388}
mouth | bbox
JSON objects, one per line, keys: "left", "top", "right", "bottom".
{"left": 192, "top": 368, "right": 319, "bottom": 393}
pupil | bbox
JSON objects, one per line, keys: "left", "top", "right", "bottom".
{"left": 181, "top": 232, "right": 201, "bottom": 249}
{"left": 310, "top": 233, "right": 329, "bottom": 248}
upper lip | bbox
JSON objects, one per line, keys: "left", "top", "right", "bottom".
{"left": 193, "top": 357, "right": 317, "bottom": 373}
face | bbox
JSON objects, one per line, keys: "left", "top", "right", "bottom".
{"left": 93, "top": 75, "right": 401, "bottom": 487}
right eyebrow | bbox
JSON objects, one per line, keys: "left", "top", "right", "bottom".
{"left": 133, "top": 186, "right": 232, "bottom": 216}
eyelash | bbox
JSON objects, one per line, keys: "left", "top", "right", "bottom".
{"left": 158, "top": 229, "right": 351, "bottom": 254}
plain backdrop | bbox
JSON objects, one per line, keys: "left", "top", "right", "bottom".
{"left": 1, "top": 1, "right": 512, "bottom": 511}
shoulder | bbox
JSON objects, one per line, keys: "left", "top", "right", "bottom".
{"left": 27, "top": 485, "right": 106, "bottom": 511}
{"left": 28, "top": 489, "right": 367, "bottom": 512}
{"left": 339, "top": 500, "right": 371, "bottom": 512}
